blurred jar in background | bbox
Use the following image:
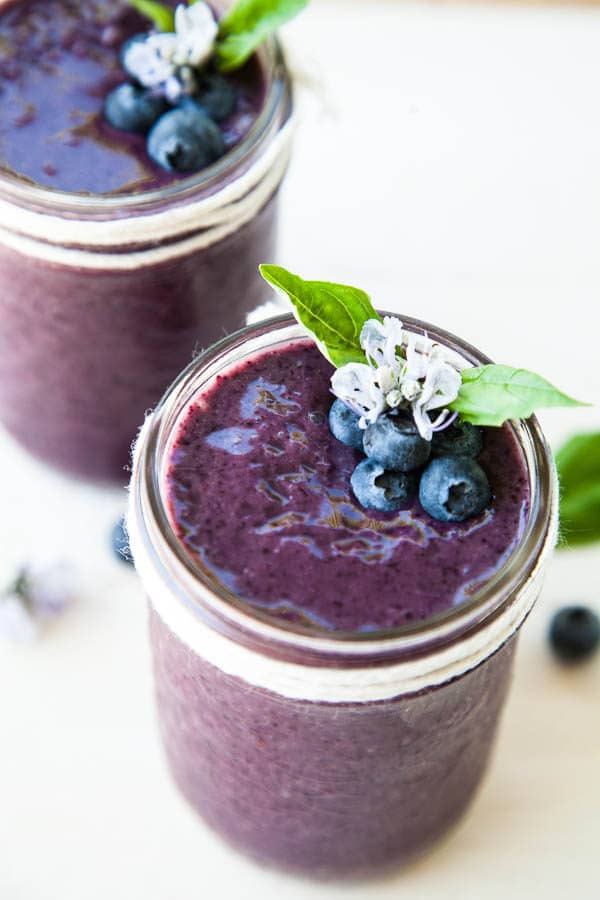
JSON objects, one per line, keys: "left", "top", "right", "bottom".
{"left": 0, "top": 0, "right": 292, "bottom": 483}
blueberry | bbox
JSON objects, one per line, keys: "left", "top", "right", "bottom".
{"left": 147, "top": 103, "right": 225, "bottom": 172}
{"left": 196, "top": 72, "right": 238, "bottom": 122}
{"left": 549, "top": 606, "right": 600, "bottom": 664}
{"left": 363, "top": 413, "right": 431, "bottom": 472}
{"left": 351, "top": 458, "right": 418, "bottom": 512}
{"left": 419, "top": 456, "right": 491, "bottom": 522}
{"left": 104, "top": 82, "right": 167, "bottom": 133}
{"left": 432, "top": 420, "right": 483, "bottom": 458}
{"left": 111, "top": 516, "right": 134, "bottom": 566}
{"left": 328, "top": 399, "right": 363, "bottom": 450}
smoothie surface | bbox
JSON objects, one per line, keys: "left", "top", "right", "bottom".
{"left": 0, "top": 0, "right": 264, "bottom": 194}
{"left": 165, "top": 342, "right": 530, "bottom": 633}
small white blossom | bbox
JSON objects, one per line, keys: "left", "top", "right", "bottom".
{"left": 123, "top": 2, "right": 217, "bottom": 93}
{"left": 374, "top": 364, "right": 398, "bottom": 394}
{"left": 331, "top": 363, "right": 385, "bottom": 429}
{"left": 360, "top": 316, "right": 404, "bottom": 368}
{"left": 26, "top": 561, "right": 78, "bottom": 621}
{"left": 123, "top": 33, "right": 179, "bottom": 88}
{"left": 173, "top": 2, "right": 218, "bottom": 68}
{"left": 400, "top": 378, "right": 420, "bottom": 402}
{"left": 331, "top": 314, "right": 462, "bottom": 441}
{"left": 0, "top": 561, "right": 78, "bottom": 642}
{"left": 385, "top": 389, "right": 403, "bottom": 408}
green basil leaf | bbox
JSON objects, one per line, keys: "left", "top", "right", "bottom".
{"left": 559, "top": 482, "right": 600, "bottom": 548}
{"left": 556, "top": 432, "right": 600, "bottom": 547}
{"left": 216, "top": 0, "right": 308, "bottom": 72}
{"left": 449, "top": 365, "right": 586, "bottom": 427}
{"left": 128, "top": 0, "right": 174, "bottom": 31}
{"left": 556, "top": 432, "right": 600, "bottom": 497}
{"left": 259, "top": 264, "right": 381, "bottom": 367}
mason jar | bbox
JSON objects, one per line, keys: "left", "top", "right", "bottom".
{"left": 128, "top": 316, "right": 558, "bottom": 876}
{"left": 0, "top": 36, "right": 292, "bottom": 483}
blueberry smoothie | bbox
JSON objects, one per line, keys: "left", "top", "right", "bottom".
{"left": 0, "top": 0, "right": 264, "bottom": 193}
{"left": 166, "top": 342, "right": 528, "bottom": 632}
{"left": 129, "top": 317, "right": 558, "bottom": 875}
{"left": 0, "top": 0, "right": 293, "bottom": 481}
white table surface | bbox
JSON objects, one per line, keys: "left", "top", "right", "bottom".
{"left": 2, "top": 2, "right": 600, "bottom": 897}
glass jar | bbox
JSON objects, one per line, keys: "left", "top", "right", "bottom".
{"left": 0, "top": 38, "right": 292, "bottom": 483}
{"left": 128, "top": 316, "right": 558, "bottom": 876}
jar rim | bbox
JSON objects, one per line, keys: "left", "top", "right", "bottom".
{"left": 130, "top": 314, "right": 558, "bottom": 667}
{"left": 0, "top": 37, "right": 290, "bottom": 217}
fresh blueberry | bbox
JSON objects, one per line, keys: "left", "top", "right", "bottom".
{"left": 328, "top": 399, "right": 363, "bottom": 450}
{"left": 419, "top": 456, "right": 491, "bottom": 522}
{"left": 112, "top": 516, "right": 134, "bottom": 566}
{"left": 549, "top": 606, "right": 600, "bottom": 664}
{"left": 196, "top": 72, "right": 238, "bottom": 122}
{"left": 104, "top": 82, "right": 167, "bottom": 133}
{"left": 147, "top": 103, "right": 225, "bottom": 172}
{"left": 363, "top": 413, "right": 431, "bottom": 472}
{"left": 351, "top": 458, "right": 418, "bottom": 512}
{"left": 432, "top": 420, "right": 483, "bottom": 458}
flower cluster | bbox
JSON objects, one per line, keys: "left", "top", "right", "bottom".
{"left": 123, "top": 2, "right": 218, "bottom": 102}
{"left": 330, "top": 316, "right": 462, "bottom": 440}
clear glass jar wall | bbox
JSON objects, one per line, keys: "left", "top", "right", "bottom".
{"left": 0, "top": 18, "right": 292, "bottom": 483}
{"left": 129, "top": 317, "right": 558, "bottom": 875}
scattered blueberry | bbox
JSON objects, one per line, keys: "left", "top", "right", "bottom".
{"left": 112, "top": 516, "right": 134, "bottom": 566}
{"left": 196, "top": 72, "right": 238, "bottom": 122}
{"left": 104, "top": 83, "right": 167, "bottom": 133}
{"left": 147, "top": 102, "right": 225, "bottom": 172}
{"left": 328, "top": 399, "right": 363, "bottom": 450}
{"left": 351, "top": 458, "right": 418, "bottom": 512}
{"left": 432, "top": 420, "right": 483, "bottom": 458}
{"left": 419, "top": 456, "right": 491, "bottom": 522}
{"left": 549, "top": 606, "right": 600, "bottom": 664}
{"left": 363, "top": 413, "right": 431, "bottom": 472}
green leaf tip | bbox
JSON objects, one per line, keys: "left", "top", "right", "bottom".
{"left": 128, "top": 0, "right": 175, "bottom": 31}
{"left": 556, "top": 431, "right": 600, "bottom": 548}
{"left": 217, "top": 0, "right": 309, "bottom": 71}
{"left": 449, "top": 364, "right": 588, "bottom": 427}
{"left": 127, "top": 0, "right": 308, "bottom": 67}
{"left": 259, "top": 264, "right": 381, "bottom": 367}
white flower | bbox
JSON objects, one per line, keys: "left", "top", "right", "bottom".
{"left": 330, "top": 312, "right": 462, "bottom": 441}
{"left": 123, "top": 33, "right": 179, "bottom": 88}
{"left": 173, "top": 2, "right": 218, "bottom": 68}
{"left": 374, "top": 364, "right": 398, "bottom": 394}
{"left": 360, "top": 316, "right": 404, "bottom": 368}
{"left": 410, "top": 356, "right": 461, "bottom": 440}
{"left": 122, "top": 3, "right": 217, "bottom": 92}
{"left": 331, "top": 363, "right": 385, "bottom": 429}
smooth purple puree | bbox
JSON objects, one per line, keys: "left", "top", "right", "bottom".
{"left": 0, "top": 0, "right": 264, "bottom": 194}
{"left": 165, "top": 341, "right": 530, "bottom": 632}
{"left": 135, "top": 318, "right": 556, "bottom": 875}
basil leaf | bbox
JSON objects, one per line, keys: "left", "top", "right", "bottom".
{"left": 449, "top": 365, "right": 586, "bottom": 426}
{"left": 556, "top": 432, "right": 600, "bottom": 497}
{"left": 128, "top": 0, "right": 174, "bottom": 31}
{"left": 216, "top": 0, "right": 308, "bottom": 72}
{"left": 259, "top": 264, "right": 381, "bottom": 368}
{"left": 559, "top": 482, "right": 600, "bottom": 548}
{"left": 556, "top": 432, "right": 600, "bottom": 547}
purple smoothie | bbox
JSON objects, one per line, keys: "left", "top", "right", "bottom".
{"left": 0, "top": 1, "right": 291, "bottom": 481}
{"left": 128, "top": 322, "right": 552, "bottom": 877}
{"left": 0, "top": 0, "right": 265, "bottom": 194}
{"left": 165, "top": 341, "right": 529, "bottom": 632}
{"left": 151, "top": 610, "right": 517, "bottom": 874}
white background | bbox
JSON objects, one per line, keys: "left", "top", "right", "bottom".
{"left": 1, "top": 1, "right": 600, "bottom": 898}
